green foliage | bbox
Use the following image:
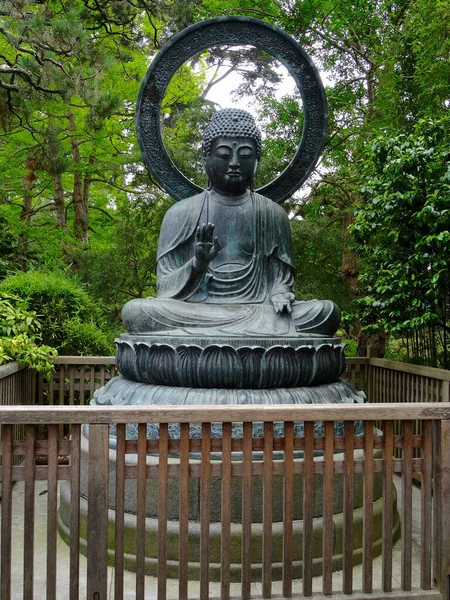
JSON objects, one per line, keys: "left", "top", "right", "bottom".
{"left": 351, "top": 116, "right": 450, "bottom": 366}
{"left": 0, "top": 272, "right": 114, "bottom": 355}
{"left": 0, "top": 292, "right": 57, "bottom": 378}
{"left": 291, "top": 208, "right": 353, "bottom": 313}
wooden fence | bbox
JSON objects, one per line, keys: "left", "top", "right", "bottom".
{"left": 0, "top": 403, "right": 449, "bottom": 599}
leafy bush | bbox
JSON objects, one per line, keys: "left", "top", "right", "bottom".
{"left": 0, "top": 272, "right": 114, "bottom": 355}
{"left": 0, "top": 292, "right": 57, "bottom": 378}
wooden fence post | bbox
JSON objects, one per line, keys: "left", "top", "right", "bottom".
{"left": 367, "top": 346, "right": 378, "bottom": 403}
{"left": 86, "top": 423, "right": 110, "bottom": 600}
{"left": 439, "top": 418, "right": 450, "bottom": 598}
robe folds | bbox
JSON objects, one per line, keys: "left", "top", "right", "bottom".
{"left": 122, "top": 190, "right": 340, "bottom": 337}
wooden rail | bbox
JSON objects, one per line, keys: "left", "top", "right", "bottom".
{"left": 0, "top": 403, "right": 448, "bottom": 599}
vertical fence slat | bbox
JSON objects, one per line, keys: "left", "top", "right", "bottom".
{"left": 158, "top": 423, "right": 169, "bottom": 600}
{"left": 343, "top": 421, "right": 354, "bottom": 595}
{"left": 136, "top": 422, "right": 147, "bottom": 600}
{"left": 220, "top": 422, "right": 232, "bottom": 600}
{"left": 302, "top": 421, "right": 314, "bottom": 597}
{"left": 433, "top": 419, "right": 441, "bottom": 587}
{"left": 69, "top": 366, "right": 75, "bottom": 406}
{"left": 382, "top": 420, "right": 394, "bottom": 593}
{"left": 70, "top": 424, "right": 81, "bottom": 600}
{"left": 200, "top": 422, "right": 211, "bottom": 600}
{"left": 402, "top": 420, "right": 413, "bottom": 590}
{"left": 322, "top": 421, "right": 334, "bottom": 596}
{"left": 86, "top": 423, "right": 109, "bottom": 600}
{"left": 79, "top": 366, "right": 85, "bottom": 406}
{"left": 421, "top": 419, "right": 432, "bottom": 590}
{"left": 37, "top": 373, "right": 44, "bottom": 438}
{"left": 262, "top": 421, "right": 273, "bottom": 599}
{"left": 114, "top": 423, "right": 126, "bottom": 600}
{"left": 439, "top": 418, "right": 450, "bottom": 596}
{"left": 242, "top": 421, "right": 252, "bottom": 599}
{"left": 47, "top": 424, "right": 58, "bottom": 600}
{"left": 283, "top": 421, "right": 294, "bottom": 598}
{"left": 363, "top": 420, "right": 374, "bottom": 593}
{"left": 179, "top": 423, "right": 190, "bottom": 600}
{"left": 23, "top": 423, "right": 36, "bottom": 599}
{"left": 1, "top": 424, "right": 13, "bottom": 600}
{"left": 89, "top": 366, "right": 95, "bottom": 400}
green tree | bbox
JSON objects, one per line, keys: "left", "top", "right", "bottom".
{"left": 351, "top": 116, "right": 450, "bottom": 368}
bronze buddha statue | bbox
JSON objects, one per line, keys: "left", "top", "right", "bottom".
{"left": 122, "top": 109, "right": 340, "bottom": 338}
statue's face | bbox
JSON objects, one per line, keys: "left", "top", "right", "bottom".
{"left": 204, "top": 136, "right": 258, "bottom": 195}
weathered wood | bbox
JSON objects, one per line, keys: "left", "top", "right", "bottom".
{"left": 86, "top": 424, "right": 109, "bottom": 600}
{"left": 263, "top": 591, "right": 441, "bottom": 600}
{"left": 303, "top": 420, "right": 314, "bottom": 597}
{"left": 53, "top": 356, "right": 116, "bottom": 365}
{"left": 382, "top": 420, "right": 394, "bottom": 593}
{"left": 0, "top": 361, "right": 23, "bottom": 379}
{"left": 433, "top": 420, "right": 441, "bottom": 587}
{"left": 439, "top": 419, "right": 450, "bottom": 595}
{"left": 136, "top": 422, "right": 147, "bottom": 600}
{"left": 402, "top": 421, "right": 413, "bottom": 591}
{"left": 3, "top": 431, "right": 422, "bottom": 456}
{"left": 179, "top": 423, "right": 190, "bottom": 600}
{"left": 23, "top": 424, "right": 35, "bottom": 599}
{"left": 1, "top": 425, "right": 13, "bottom": 600}
{"left": 89, "top": 366, "right": 95, "bottom": 400}
{"left": 283, "top": 421, "right": 294, "bottom": 598}
{"left": 158, "top": 423, "right": 169, "bottom": 600}
{"left": 242, "top": 421, "right": 252, "bottom": 600}
{"left": 200, "top": 422, "right": 211, "bottom": 600}
{"left": 1, "top": 402, "right": 450, "bottom": 423}
{"left": 70, "top": 425, "right": 81, "bottom": 600}
{"left": 47, "top": 424, "right": 58, "bottom": 600}
{"left": 262, "top": 421, "right": 273, "bottom": 599}
{"left": 369, "top": 358, "right": 450, "bottom": 381}
{"left": 363, "top": 421, "right": 374, "bottom": 594}
{"left": 322, "top": 421, "right": 334, "bottom": 596}
{"left": 421, "top": 420, "right": 432, "bottom": 590}
{"left": 343, "top": 421, "right": 355, "bottom": 595}
{"left": 114, "top": 423, "right": 126, "bottom": 600}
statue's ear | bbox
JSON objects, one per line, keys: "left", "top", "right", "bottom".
{"left": 253, "top": 159, "right": 259, "bottom": 178}
{"left": 202, "top": 152, "right": 210, "bottom": 177}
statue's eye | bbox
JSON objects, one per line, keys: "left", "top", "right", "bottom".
{"left": 238, "top": 148, "right": 254, "bottom": 158}
{"left": 216, "top": 147, "right": 232, "bottom": 159}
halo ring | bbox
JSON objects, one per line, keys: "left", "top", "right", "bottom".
{"left": 136, "top": 16, "right": 327, "bottom": 204}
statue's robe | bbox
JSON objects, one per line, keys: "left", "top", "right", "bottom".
{"left": 122, "top": 190, "right": 340, "bottom": 337}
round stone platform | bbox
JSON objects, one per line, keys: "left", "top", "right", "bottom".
{"left": 58, "top": 427, "right": 400, "bottom": 581}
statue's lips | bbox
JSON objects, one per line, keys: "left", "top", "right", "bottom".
{"left": 226, "top": 172, "right": 242, "bottom": 177}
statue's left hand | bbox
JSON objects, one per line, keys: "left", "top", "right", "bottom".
{"left": 271, "top": 292, "right": 295, "bottom": 314}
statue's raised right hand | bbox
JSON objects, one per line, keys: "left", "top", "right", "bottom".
{"left": 193, "top": 223, "right": 222, "bottom": 270}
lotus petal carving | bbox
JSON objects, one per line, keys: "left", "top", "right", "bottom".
{"left": 115, "top": 338, "right": 346, "bottom": 389}
{"left": 198, "top": 345, "right": 242, "bottom": 388}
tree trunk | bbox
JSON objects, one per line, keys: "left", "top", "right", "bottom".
{"left": 356, "top": 330, "right": 388, "bottom": 358}
{"left": 68, "top": 113, "right": 88, "bottom": 243}
{"left": 342, "top": 209, "right": 360, "bottom": 294}
{"left": 53, "top": 172, "right": 67, "bottom": 231}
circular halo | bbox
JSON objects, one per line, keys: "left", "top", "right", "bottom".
{"left": 136, "top": 16, "right": 328, "bottom": 204}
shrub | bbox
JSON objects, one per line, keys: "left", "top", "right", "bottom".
{"left": 0, "top": 272, "right": 114, "bottom": 355}
{"left": 0, "top": 292, "right": 57, "bottom": 378}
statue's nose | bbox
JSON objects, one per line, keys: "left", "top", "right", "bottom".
{"left": 229, "top": 149, "right": 240, "bottom": 167}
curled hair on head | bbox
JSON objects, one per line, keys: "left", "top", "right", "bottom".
{"left": 202, "top": 108, "right": 262, "bottom": 159}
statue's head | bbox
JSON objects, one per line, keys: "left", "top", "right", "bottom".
{"left": 202, "top": 109, "right": 262, "bottom": 195}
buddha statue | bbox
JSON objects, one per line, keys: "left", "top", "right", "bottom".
{"left": 122, "top": 109, "right": 340, "bottom": 339}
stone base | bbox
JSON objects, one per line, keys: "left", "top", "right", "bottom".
{"left": 58, "top": 483, "right": 400, "bottom": 582}
{"left": 58, "top": 426, "right": 400, "bottom": 581}
{"left": 93, "top": 376, "right": 365, "bottom": 408}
